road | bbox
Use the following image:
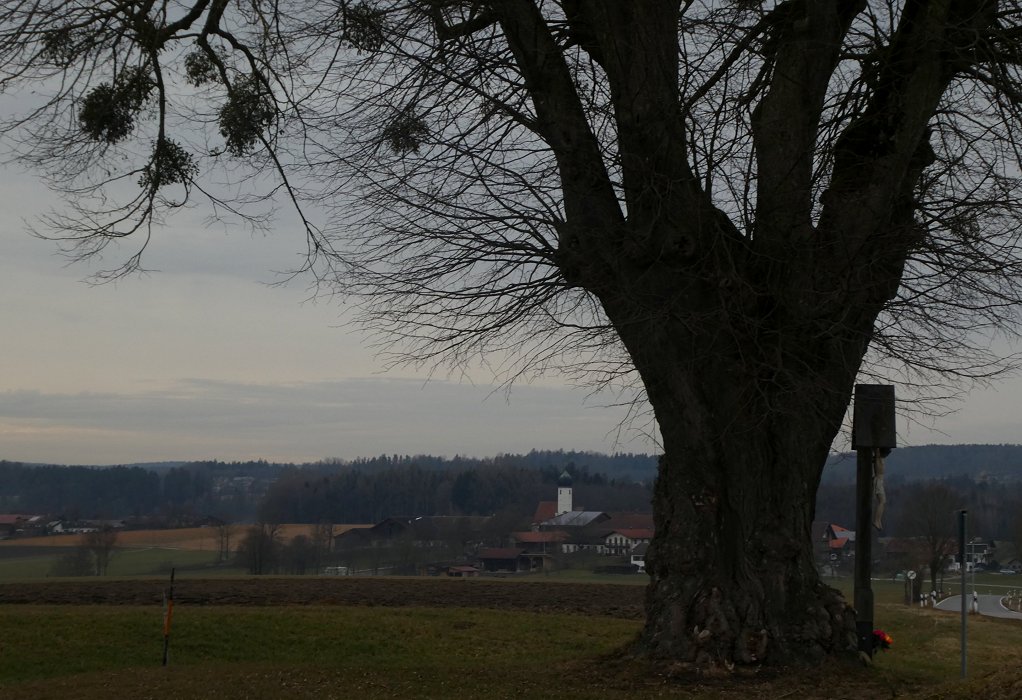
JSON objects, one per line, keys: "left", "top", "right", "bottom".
{"left": 935, "top": 593, "right": 1022, "bottom": 620}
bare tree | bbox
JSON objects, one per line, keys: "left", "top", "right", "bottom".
{"left": 283, "top": 534, "right": 316, "bottom": 574}
{"left": 236, "top": 522, "right": 282, "bottom": 575}
{"left": 2, "top": 0, "right": 1022, "bottom": 667}
{"left": 216, "top": 520, "right": 236, "bottom": 564}
{"left": 49, "top": 546, "right": 95, "bottom": 577}
{"left": 897, "top": 482, "right": 961, "bottom": 595}
{"left": 311, "top": 520, "right": 335, "bottom": 574}
{"left": 83, "top": 527, "right": 118, "bottom": 576}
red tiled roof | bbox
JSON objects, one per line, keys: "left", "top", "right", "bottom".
{"left": 533, "top": 501, "right": 557, "bottom": 523}
{"left": 604, "top": 512, "right": 654, "bottom": 529}
{"left": 608, "top": 529, "right": 654, "bottom": 540}
{"left": 477, "top": 548, "right": 524, "bottom": 559}
{"left": 512, "top": 531, "right": 568, "bottom": 543}
{"left": 829, "top": 537, "right": 849, "bottom": 549}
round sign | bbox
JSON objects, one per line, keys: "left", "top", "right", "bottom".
{"left": 907, "top": 570, "right": 917, "bottom": 580}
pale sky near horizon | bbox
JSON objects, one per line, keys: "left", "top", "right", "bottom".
{"left": 0, "top": 164, "right": 664, "bottom": 465}
{"left": 2, "top": 162, "right": 1021, "bottom": 466}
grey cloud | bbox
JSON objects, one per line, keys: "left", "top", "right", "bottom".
{"left": 0, "top": 378, "right": 658, "bottom": 464}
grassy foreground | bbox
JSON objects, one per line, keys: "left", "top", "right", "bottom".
{"left": 2, "top": 587, "right": 1022, "bottom": 700}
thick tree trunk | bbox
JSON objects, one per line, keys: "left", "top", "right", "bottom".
{"left": 639, "top": 435, "right": 856, "bottom": 667}
{"left": 606, "top": 306, "right": 866, "bottom": 668}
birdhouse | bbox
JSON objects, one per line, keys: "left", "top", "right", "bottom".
{"left": 852, "top": 384, "right": 896, "bottom": 449}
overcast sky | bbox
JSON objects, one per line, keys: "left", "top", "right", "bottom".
{"left": 0, "top": 164, "right": 665, "bottom": 465}
{"left": 2, "top": 160, "right": 1020, "bottom": 466}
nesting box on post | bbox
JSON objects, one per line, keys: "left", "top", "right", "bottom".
{"left": 852, "top": 384, "right": 896, "bottom": 450}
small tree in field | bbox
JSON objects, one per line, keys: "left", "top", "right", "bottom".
{"left": 283, "top": 534, "right": 316, "bottom": 575}
{"left": 898, "top": 482, "right": 961, "bottom": 595}
{"left": 236, "top": 523, "right": 282, "bottom": 575}
{"left": 216, "top": 520, "right": 236, "bottom": 564}
{"left": 3, "top": 0, "right": 1022, "bottom": 667}
{"left": 83, "top": 527, "right": 118, "bottom": 576}
{"left": 311, "top": 520, "right": 335, "bottom": 573}
{"left": 49, "top": 546, "right": 95, "bottom": 578}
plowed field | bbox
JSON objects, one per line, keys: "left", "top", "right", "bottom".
{"left": 0, "top": 576, "right": 645, "bottom": 618}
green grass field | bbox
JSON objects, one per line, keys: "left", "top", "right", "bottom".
{"left": 8, "top": 526, "right": 1020, "bottom": 696}
{"left": 0, "top": 546, "right": 237, "bottom": 581}
{"left": 1, "top": 605, "right": 644, "bottom": 699}
{"left": 3, "top": 579, "right": 1022, "bottom": 699}
{"left": 0, "top": 606, "right": 638, "bottom": 683}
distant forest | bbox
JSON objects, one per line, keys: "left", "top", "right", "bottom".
{"left": 822, "top": 444, "right": 1022, "bottom": 484}
{"left": 816, "top": 475, "right": 1022, "bottom": 542}
{"left": 6, "top": 445, "right": 1022, "bottom": 540}
{"left": 816, "top": 445, "right": 1022, "bottom": 542}
{"left": 0, "top": 451, "right": 656, "bottom": 523}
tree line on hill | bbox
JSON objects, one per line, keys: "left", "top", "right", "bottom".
{"left": 822, "top": 444, "right": 1022, "bottom": 484}
{"left": 256, "top": 462, "right": 653, "bottom": 524}
{"left": 9, "top": 445, "right": 1022, "bottom": 533}
{"left": 0, "top": 451, "right": 656, "bottom": 525}
{"left": 0, "top": 460, "right": 253, "bottom": 522}
{"left": 816, "top": 474, "right": 1022, "bottom": 544}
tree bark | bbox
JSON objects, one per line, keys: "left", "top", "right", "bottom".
{"left": 642, "top": 416, "right": 857, "bottom": 666}
{"left": 605, "top": 303, "right": 866, "bottom": 667}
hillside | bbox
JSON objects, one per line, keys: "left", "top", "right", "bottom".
{"left": 822, "top": 444, "right": 1022, "bottom": 484}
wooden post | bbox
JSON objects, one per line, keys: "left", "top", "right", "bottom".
{"left": 162, "top": 568, "right": 175, "bottom": 667}
{"left": 854, "top": 447, "right": 874, "bottom": 655}
{"left": 852, "top": 384, "right": 896, "bottom": 658}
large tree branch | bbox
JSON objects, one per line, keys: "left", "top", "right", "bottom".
{"left": 562, "top": 1, "right": 746, "bottom": 274}
{"left": 489, "top": 0, "right": 623, "bottom": 288}
{"left": 816, "top": 0, "right": 999, "bottom": 335}
{"left": 752, "top": 0, "right": 866, "bottom": 248}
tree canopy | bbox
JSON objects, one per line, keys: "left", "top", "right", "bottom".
{"left": 0, "top": 2, "right": 1019, "bottom": 389}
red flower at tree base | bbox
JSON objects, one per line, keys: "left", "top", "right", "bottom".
{"left": 872, "top": 629, "right": 893, "bottom": 652}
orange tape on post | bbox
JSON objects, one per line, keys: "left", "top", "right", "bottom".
{"left": 163, "top": 600, "right": 175, "bottom": 637}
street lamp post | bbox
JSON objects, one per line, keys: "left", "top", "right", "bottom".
{"left": 959, "top": 509, "right": 967, "bottom": 679}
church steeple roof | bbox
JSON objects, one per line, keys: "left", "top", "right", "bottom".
{"left": 558, "top": 469, "right": 573, "bottom": 487}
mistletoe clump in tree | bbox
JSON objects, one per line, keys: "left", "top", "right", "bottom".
{"left": 2, "top": 0, "right": 1022, "bottom": 669}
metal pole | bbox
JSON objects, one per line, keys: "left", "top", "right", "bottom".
{"left": 163, "top": 567, "right": 176, "bottom": 667}
{"left": 959, "top": 510, "right": 967, "bottom": 679}
{"left": 854, "top": 448, "right": 874, "bottom": 656}
{"left": 971, "top": 541, "right": 976, "bottom": 604}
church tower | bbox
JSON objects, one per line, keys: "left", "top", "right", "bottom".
{"left": 556, "top": 470, "right": 573, "bottom": 515}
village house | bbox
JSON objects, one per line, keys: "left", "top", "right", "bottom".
{"left": 0, "top": 514, "right": 26, "bottom": 539}
{"left": 630, "top": 542, "right": 648, "bottom": 573}
{"left": 531, "top": 473, "right": 654, "bottom": 561}
{"left": 965, "top": 537, "right": 997, "bottom": 569}
{"left": 511, "top": 530, "right": 568, "bottom": 555}
{"left": 0, "top": 514, "right": 48, "bottom": 539}
{"left": 475, "top": 547, "right": 533, "bottom": 573}
{"left": 824, "top": 523, "right": 856, "bottom": 562}
{"left": 603, "top": 528, "right": 654, "bottom": 556}
{"left": 445, "top": 565, "right": 480, "bottom": 578}
{"left": 334, "top": 515, "right": 491, "bottom": 550}
{"left": 328, "top": 470, "right": 653, "bottom": 575}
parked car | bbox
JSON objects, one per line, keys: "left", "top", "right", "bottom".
{"left": 999, "top": 569, "right": 1016, "bottom": 575}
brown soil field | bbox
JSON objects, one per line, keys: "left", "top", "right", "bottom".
{"left": 0, "top": 576, "right": 645, "bottom": 618}
{"left": 0, "top": 524, "right": 367, "bottom": 550}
